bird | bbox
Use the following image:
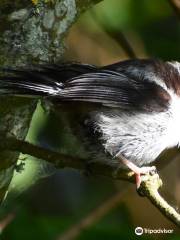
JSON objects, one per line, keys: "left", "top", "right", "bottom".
{"left": 0, "top": 58, "right": 180, "bottom": 188}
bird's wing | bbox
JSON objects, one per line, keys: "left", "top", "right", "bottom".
{"left": 59, "top": 70, "right": 171, "bottom": 112}
{"left": 0, "top": 62, "right": 171, "bottom": 112}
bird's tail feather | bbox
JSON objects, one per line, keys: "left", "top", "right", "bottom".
{"left": 0, "top": 63, "right": 96, "bottom": 98}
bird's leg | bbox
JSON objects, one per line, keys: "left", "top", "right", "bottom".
{"left": 119, "top": 155, "right": 156, "bottom": 189}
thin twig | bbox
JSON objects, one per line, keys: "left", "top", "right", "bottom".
{"left": 2, "top": 136, "right": 134, "bottom": 182}
{"left": 168, "top": 0, "right": 180, "bottom": 18}
{"left": 57, "top": 191, "right": 125, "bottom": 240}
{"left": 102, "top": 28, "right": 137, "bottom": 59}
{"left": 91, "top": 11, "right": 137, "bottom": 58}
{"left": 0, "top": 212, "right": 15, "bottom": 234}
{"left": 1, "top": 136, "right": 180, "bottom": 228}
{"left": 140, "top": 174, "right": 180, "bottom": 226}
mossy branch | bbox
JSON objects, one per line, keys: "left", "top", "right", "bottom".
{"left": 1, "top": 136, "right": 180, "bottom": 228}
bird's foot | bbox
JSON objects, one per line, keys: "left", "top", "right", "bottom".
{"left": 134, "top": 166, "right": 157, "bottom": 189}
{"left": 119, "top": 155, "right": 157, "bottom": 189}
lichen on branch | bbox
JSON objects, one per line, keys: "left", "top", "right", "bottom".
{"left": 0, "top": 0, "right": 102, "bottom": 204}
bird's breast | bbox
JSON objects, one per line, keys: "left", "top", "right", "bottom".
{"left": 95, "top": 109, "right": 173, "bottom": 167}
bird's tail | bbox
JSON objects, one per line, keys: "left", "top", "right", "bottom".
{"left": 0, "top": 63, "right": 96, "bottom": 98}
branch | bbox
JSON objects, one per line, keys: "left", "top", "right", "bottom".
{"left": 139, "top": 174, "right": 180, "bottom": 227}
{"left": 57, "top": 191, "right": 126, "bottom": 240}
{"left": 168, "top": 0, "right": 180, "bottom": 18}
{"left": 91, "top": 11, "right": 137, "bottom": 58}
{"left": 2, "top": 136, "right": 180, "bottom": 227}
{"left": 0, "top": 212, "right": 15, "bottom": 234}
{"left": 1, "top": 136, "right": 134, "bottom": 182}
{"left": 0, "top": 0, "right": 103, "bottom": 203}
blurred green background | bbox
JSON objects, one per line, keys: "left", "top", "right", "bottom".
{"left": 1, "top": 0, "right": 180, "bottom": 239}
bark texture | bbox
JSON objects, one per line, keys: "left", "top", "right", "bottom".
{"left": 0, "top": 0, "right": 101, "bottom": 203}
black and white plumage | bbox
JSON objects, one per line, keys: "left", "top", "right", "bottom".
{"left": 0, "top": 59, "right": 180, "bottom": 187}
